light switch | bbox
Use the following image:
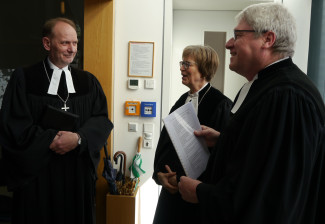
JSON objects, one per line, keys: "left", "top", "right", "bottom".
{"left": 145, "top": 79, "right": 155, "bottom": 89}
{"left": 143, "top": 123, "right": 154, "bottom": 133}
{"left": 143, "top": 123, "right": 154, "bottom": 149}
{"left": 128, "top": 122, "right": 138, "bottom": 132}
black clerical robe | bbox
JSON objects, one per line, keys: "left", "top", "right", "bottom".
{"left": 153, "top": 83, "right": 232, "bottom": 224}
{"left": 0, "top": 60, "right": 113, "bottom": 224}
{"left": 197, "top": 58, "right": 325, "bottom": 224}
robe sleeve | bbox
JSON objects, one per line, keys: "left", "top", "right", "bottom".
{"left": 196, "top": 87, "right": 325, "bottom": 223}
{"left": 0, "top": 68, "right": 56, "bottom": 190}
{"left": 77, "top": 74, "right": 113, "bottom": 175}
{"left": 199, "top": 97, "right": 232, "bottom": 134}
{"left": 214, "top": 99, "right": 232, "bottom": 131}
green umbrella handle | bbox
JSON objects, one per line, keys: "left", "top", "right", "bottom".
{"left": 137, "top": 136, "right": 142, "bottom": 153}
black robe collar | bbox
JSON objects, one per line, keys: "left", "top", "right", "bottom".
{"left": 197, "top": 83, "right": 211, "bottom": 104}
{"left": 258, "top": 57, "right": 293, "bottom": 79}
{"left": 24, "top": 59, "right": 89, "bottom": 96}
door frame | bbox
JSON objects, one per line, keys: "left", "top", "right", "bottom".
{"left": 84, "top": 0, "right": 114, "bottom": 223}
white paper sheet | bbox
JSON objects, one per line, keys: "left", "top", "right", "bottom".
{"left": 163, "top": 102, "right": 210, "bottom": 179}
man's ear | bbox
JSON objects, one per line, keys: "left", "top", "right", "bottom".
{"left": 262, "top": 31, "right": 276, "bottom": 49}
{"left": 42, "top": 37, "right": 51, "bottom": 51}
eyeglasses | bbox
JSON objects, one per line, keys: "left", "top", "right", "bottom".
{"left": 179, "top": 61, "right": 197, "bottom": 69}
{"left": 233, "top": 29, "right": 268, "bottom": 40}
{"left": 233, "top": 30, "right": 256, "bottom": 40}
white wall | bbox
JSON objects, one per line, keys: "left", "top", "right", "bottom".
{"left": 282, "top": 0, "right": 312, "bottom": 72}
{"left": 114, "top": 0, "right": 164, "bottom": 184}
{"left": 113, "top": 1, "right": 165, "bottom": 223}
{"left": 170, "top": 0, "right": 312, "bottom": 106}
{"left": 161, "top": 0, "right": 174, "bottom": 120}
{"left": 172, "top": 10, "right": 247, "bottom": 104}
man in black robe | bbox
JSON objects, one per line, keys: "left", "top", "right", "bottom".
{"left": 178, "top": 3, "right": 325, "bottom": 224}
{"left": 0, "top": 17, "right": 113, "bottom": 223}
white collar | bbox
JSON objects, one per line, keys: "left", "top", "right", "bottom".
{"left": 186, "top": 83, "right": 209, "bottom": 114}
{"left": 188, "top": 82, "right": 209, "bottom": 97}
{"left": 231, "top": 75, "right": 258, "bottom": 114}
{"left": 47, "top": 58, "right": 76, "bottom": 95}
{"left": 231, "top": 57, "right": 289, "bottom": 114}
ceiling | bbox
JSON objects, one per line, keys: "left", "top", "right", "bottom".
{"left": 173, "top": 0, "right": 274, "bottom": 11}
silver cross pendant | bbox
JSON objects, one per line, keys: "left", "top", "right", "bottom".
{"left": 61, "top": 103, "right": 70, "bottom": 111}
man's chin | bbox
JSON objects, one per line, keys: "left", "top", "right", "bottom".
{"left": 64, "top": 58, "right": 75, "bottom": 65}
{"left": 229, "top": 63, "right": 236, "bottom": 72}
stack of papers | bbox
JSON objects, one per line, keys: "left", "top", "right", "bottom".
{"left": 163, "top": 102, "right": 209, "bottom": 179}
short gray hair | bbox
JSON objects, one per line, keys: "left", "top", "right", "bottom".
{"left": 236, "top": 3, "right": 297, "bottom": 57}
{"left": 182, "top": 45, "right": 219, "bottom": 82}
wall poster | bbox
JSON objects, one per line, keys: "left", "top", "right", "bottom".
{"left": 128, "top": 41, "right": 154, "bottom": 77}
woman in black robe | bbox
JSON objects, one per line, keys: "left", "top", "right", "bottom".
{"left": 152, "top": 45, "right": 232, "bottom": 223}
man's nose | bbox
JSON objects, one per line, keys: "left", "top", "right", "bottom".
{"left": 225, "top": 38, "right": 234, "bottom": 49}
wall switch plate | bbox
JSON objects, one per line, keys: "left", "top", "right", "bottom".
{"left": 128, "top": 122, "right": 138, "bottom": 132}
{"left": 143, "top": 139, "right": 152, "bottom": 149}
{"left": 145, "top": 79, "right": 155, "bottom": 89}
{"left": 143, "top": 123, "right": 154, "bottom": 133}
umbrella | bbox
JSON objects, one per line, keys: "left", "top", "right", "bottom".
{"left": 129, "top": 136, "right": 146, "bottom": 179}
{"left": 102, "top": 142, "right": 118, "bottom": 195}
{"left": 113, "top": 151, "right": 126, "bottom": 185}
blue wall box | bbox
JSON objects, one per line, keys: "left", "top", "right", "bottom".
{"left": 140, "top": 102, "right": 156, "bottom": 117}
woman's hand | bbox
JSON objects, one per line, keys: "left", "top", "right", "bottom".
{"left": 157, "top": 165, "right": 178, "bottom": 194}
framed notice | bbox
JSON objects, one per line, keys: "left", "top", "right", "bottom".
{"left": 128, "top": 41, "right": 154, "bottom": 77}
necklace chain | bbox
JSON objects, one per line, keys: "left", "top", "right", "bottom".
{"left": 198, "top": 85, "right": 212, "bottom": 105}
{"left": 43, "top": 60, "right": 70, "bottom": 111}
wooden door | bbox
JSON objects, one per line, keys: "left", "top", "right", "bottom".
{"left": 84, "top": 0, "right": 114, "bottom": 223}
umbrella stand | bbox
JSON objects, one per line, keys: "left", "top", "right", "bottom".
{"left": 111, "top": 137, "right": 145, "bottom": 196}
